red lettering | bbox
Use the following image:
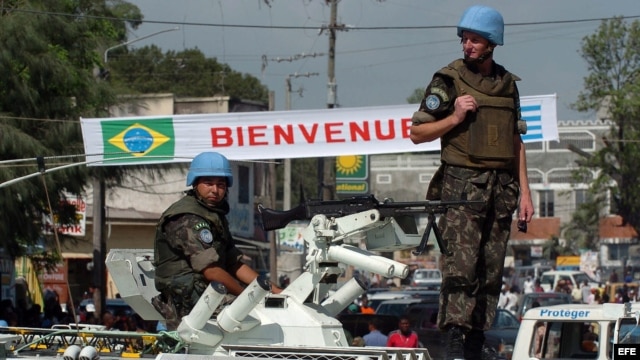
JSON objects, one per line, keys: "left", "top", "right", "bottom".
{"left": 236, "top": 126, "right": 244, "bottom": 146}
{"left": 248, "top": 125, "right": 268, "bottom": 146}
{"left": 274, "top": 124, "right": 294, "bottom": 145}
{"left": 211, "top": 127, "right": 233, "bottom": 147}
{"left": 349, "top": 122, "right": 371, "bottom": 141}
{"left": 325, "top": 122, "right": 346, "bottom": 143}
{"left": 209, "top": 118, "right": 406, "bottom": 148}
{"left": 65, "top": 198, "right": 86, "bottom": 212}
{"left": 299, "top": 124, "right": 319, "bottom": 143}
{"left": 401, "top": 118, "right": 412, "bottom": 138}
{"left": 375, "top": 119, "right": 395, "bottom": 140}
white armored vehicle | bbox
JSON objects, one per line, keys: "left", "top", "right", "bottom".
{"left": 104, "top": 196, "right": 455, "bottom": 359}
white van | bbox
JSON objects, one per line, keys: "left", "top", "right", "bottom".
{"left": 410, "top": 269, "right": 442, "bottom": 288}
{"left": 539, "top": 270, "right": 599, "bottom": 293}
{"left": 513, "top": 302, "right": 634, "bottom": 359}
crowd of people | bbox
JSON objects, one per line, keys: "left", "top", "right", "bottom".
{"left": 0, "top": 289, "right": 163, "bottom": 335}
{"left": 351, "top": 317, "right": 420, "bottom": 348}
{"left": 498, "top": 269, "right": 640, "bottom": 315}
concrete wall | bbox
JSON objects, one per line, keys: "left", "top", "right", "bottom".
{"left": 109, "top": 93, "right": 175, "bottom": 117}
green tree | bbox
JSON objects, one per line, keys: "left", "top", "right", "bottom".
{"left": 0, "top": 0, "right": 142, "bottom": 261}
{"left": 407, "top": 88, "right": 424, "bottom": 104}
{"left": 571, "top": 17, "right": 640, "bottom": 233}
{"left": 560, "top": 199, "right": 601, "bottom": 252}
{"left": 106, "top": 46, "right": 269, "bottom": 102}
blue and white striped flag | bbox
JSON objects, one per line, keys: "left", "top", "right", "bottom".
{"left": 520, "top": 94, "right": 558, "bottom": 143}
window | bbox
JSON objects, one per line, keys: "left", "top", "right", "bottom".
{"left": 376, "top": 174, "right": 391, "bottom": 184}
{"left": 575, "top": 189, "right": 589, "bottom": 207}
{"left": 531, "top": 321, "right": 602, "bottom": 359}
{"left": 549, "top": 131, "right": 596, "bottom": 152}
{"left": 548, "top": 169, "right": 575, "bottom": 184}
{"left": 607, "top": 244, "right": 630, "bottom": 261}
{"left": 525, "top": 141, "right": 543, "bottom": 152}
{"left": 527, "top": 170, "right": 544, "bottom": 184}
{"left": 539, "top": 190, "right": 554, "bottom": 217}
{"left": 238, "top": 165, "right": 249, "bottom": 204}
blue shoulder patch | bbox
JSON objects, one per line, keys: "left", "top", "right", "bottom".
{"left": 198, "top": 229, "right": 213, "bottom": 244}
{"left": 425, "top": 94, "right": 441, "bottom": 110}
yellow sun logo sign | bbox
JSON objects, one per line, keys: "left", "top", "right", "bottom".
{"left": 336, "top": 155, "right": 367, "bottom": 180}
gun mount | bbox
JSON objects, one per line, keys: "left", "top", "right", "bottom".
{"left": 105, "top": 198, "right": 447, "bottom": 358}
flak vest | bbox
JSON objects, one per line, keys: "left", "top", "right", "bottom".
{"left": 437, "top": 59, "right": 520, "bottom": 169}
{"left": 153, "top": 194, "right": 232, "bottom": 292}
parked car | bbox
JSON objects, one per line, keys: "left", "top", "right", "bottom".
{"left": 515, "top": 292, "right": 573, "bottom": 321}
{"left": 539, "top": 270, "right": 599, "bottom": 293}
{"left": 405, "top": 303, "right": 518, "bottom": 359}
{"left": 376, "top": 298, "right": 433, "bottom": 317}
{"left": 484, "top": 309, "right": 521, "bottom": 356}
{"left": 366, "top": 290, "right": 411, "bottom": 311}
{"left": 410, "top": 269, "right": 442, "bottom": 288}
{"left": 401, "top": 288, "right": 440, "bottom": 301}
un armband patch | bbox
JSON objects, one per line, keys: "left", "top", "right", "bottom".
{"left": 425, "top": 95, "right": 440, "bottom": 110}
{"left": 424, "top": 86, "right": 450, "bottom": 111}
{"left": 198, "top": 229, "right": 213, "bottom": 244}
{"left": 193, "top": 222, "right": 213, "bottom": 244}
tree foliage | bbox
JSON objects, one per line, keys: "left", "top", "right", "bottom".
{"left": 407, "top": 88, "right": 424, "bottom": 104}
{"left": 572, "top": 17, "right": 640, "bottom": 234}
{"left": 106, "top": 46, "right": 269, "bottom": 102}
{"left": 560, "top": 198, "right": 601, "bottom": 252}
{"left": 0, "top": 0, "right": 142, "bottom": 259}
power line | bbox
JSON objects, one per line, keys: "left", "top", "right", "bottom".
{"left": 7, "top": 7, "right": 640, "bottom": 31}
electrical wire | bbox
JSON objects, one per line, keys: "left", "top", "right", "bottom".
{"left": 6, "top": 7, "right": 640, "bottom": 31}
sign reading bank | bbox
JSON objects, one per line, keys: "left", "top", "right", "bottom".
{"left": 81, "top": 95, "right": 558, "bottom": 164}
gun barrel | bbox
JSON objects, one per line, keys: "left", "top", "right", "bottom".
{"left": 341, "top": 244, "right": 409, "bottom": 278}
{"left": 321, "top": 277, "right": 367, "bottom": 317}
{"left": 182, "top": 282, "right": 227, "bottom": 331}
{"left": 217, "top": 275, "right": 271, "bottom": 333}
{"left": 327, "top": 245, "right": 406, "bottom": 278}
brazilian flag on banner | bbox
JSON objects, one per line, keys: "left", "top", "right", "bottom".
{"left": 101, "top": 118, "right": 175, "bottom": 163}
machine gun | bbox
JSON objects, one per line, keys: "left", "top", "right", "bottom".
{"left": 259, "top": 194, "right": 482, "bottom": 256}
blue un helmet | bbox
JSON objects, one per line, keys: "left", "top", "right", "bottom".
{"left": 186, "top": 152, "right": 233, "bottom": 187}
{"left": 457, "top": 5, "right": 504, "bottom": 46}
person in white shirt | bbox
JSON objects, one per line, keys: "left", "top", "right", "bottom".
{"left": 505, "top": 287, "right": 519, "bottom": 314}
{"left": 523, "top": 276, "right": 534, "bottom": 294}
{"left": 497, "top": 283, "right": 509, "bottom": 309}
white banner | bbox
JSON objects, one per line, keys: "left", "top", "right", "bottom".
{"left": 80, "top": 94, "right": 558, "bottom": 165}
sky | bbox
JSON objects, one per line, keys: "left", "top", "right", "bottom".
{"left": 122, "top": 0, "right": 640, "bottom": 120}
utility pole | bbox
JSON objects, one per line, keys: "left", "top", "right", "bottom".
{"left": 267, "top": 91, "right": 278, "bottom": 285}
{"left": 263, "top": 51, "right": 324, "bottom": 208}
{"left": 320, "top": 0, "right": 341, "bottom": 200}
{"left": 284, "top": 72, "right": 319, "bottom": 210}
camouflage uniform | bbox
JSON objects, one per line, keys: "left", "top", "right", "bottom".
{"left": 152, "top": 191, "right": 243, "bottom": 330}
{"left": 413, "top": 59, "right": 523, "bottom": 334}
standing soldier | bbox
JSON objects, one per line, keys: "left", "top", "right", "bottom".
{"left": 409, "top": 5, "right": 534, "bottom": 360}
